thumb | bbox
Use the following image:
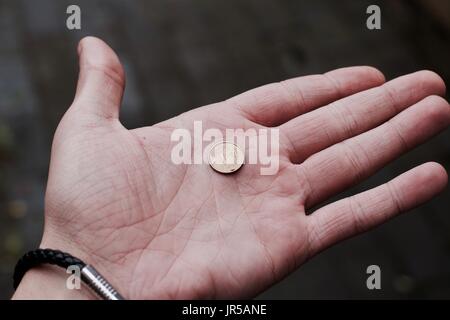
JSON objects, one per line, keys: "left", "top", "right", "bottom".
{"left": 72, "top": 36, "right": 125, "bottom": 120}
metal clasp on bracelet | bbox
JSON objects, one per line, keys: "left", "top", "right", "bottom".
{"left": 81, "top": 265, "right": 124, "bottom": 300}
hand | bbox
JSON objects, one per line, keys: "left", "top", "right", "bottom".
{"left": 13, "top": 37, "right": 449, "bottom": 299}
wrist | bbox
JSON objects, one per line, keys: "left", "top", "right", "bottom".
{"left": 12, "top": 235, "right": 97, "bottom": 300}
{"left": 12, "top": 264, "right": 96, "bottom": 300}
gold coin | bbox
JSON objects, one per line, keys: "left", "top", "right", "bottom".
{"left": 208, "top": 141, "right": 244, "bottom": 174}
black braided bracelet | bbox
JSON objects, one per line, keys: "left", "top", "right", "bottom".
{"left": 13, "top": 249, "right": 86, "bottom": 289}
{"left": 13, "top": 248, "right": 124, "bottom": 300}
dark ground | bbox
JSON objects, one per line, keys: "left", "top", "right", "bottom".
{"left": 0, "top": 0, "right": 449, "bottom": 299}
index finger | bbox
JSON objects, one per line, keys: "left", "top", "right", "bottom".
{"left": 227, "top": 66, "right": 385, "bottom": 126}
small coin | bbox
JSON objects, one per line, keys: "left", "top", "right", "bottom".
{"left": 208, "top": 141, "right": 244, "bottom": 174}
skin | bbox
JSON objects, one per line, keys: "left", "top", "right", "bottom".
{"left": 13, "top": 37, "right": 449, "bottom": 299}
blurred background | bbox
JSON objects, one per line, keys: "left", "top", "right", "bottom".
{"left": 0, "top": 0, "right": 450, "bottom": 299}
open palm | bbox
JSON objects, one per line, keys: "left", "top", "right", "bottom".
{"left": 25, "top": 37, "right": 449, "bottom": 299}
